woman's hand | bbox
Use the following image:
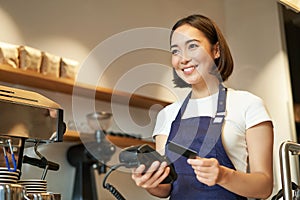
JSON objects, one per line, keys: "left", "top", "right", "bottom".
{"left": 131, "top": 161, "right": 170, "bottom": 189}
{"left": 187, "top": 157, "right": 224, "bottom": 186}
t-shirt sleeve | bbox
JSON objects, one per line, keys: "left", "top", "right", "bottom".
{"left": 152, "top": 102, "right": 180, "bottom": 138}
{"left": 245, "top": 94, "right": 272, "bottom": 129}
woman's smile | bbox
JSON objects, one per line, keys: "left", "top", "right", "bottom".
{"left": 182, "top": 65, "right": 198, "bottom": 75}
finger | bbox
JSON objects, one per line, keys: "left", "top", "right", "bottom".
{"left": 142, "top": 163, "right": 170, "bottom": 188}
{"left": 132, "top": 164, "right": 146, "bottom": 174}
{"left": 151, "top": 166, "right": 170, "bottom": 186}
{"left": 196, "top": 174, "right": 214, "bottom": 186}
{"left": 187, "top": 157, "right": 202, "bottom": 165}
{"left": 132, "top": 166, "right": 145, "bottom": 181}
{"left": 193, "top": 167, "right": 212, "bottom": 177}
{"left": 187, "top": 158, "right": 205, "bottom": 170}
{"left": 193, "top": 167, "right": 218, "bottom": 183}
{"left": 143, "top": 162, "right": 166, "bottom": 182}
{"left": 150, "top": 161, "right": 168, "bottom": 180}
{"left": 188, "top": 157, "right": 216, "bottom": 168}
{"left": 132, "top": 161, "right": 170, "bottom": 188}
{"left": 138, "top": 161, "right": 159, "bottom": 182}
{"left": 146, "top": 161, "right": 161, "bottom": 173}
{"left": 193, "top": 167, "right": 219, "bottom": 186}
{"left": 192, "top": 165, "right": 219, "bottom": 176}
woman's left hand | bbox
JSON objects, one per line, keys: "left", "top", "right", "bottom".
{"left": 187, "top": 157, "right": 223, "bottom": 186}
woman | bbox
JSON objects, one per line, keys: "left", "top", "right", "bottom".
{"left": 132, "top": 14, "right": 273, "bottom": 199}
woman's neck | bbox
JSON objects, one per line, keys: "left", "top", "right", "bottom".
{"left": 191, "top": 79, "right": 220, "bottom": 99}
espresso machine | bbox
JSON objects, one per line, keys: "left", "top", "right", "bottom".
{"left": 0, "top": 84, "right": 66, "bottom": 199}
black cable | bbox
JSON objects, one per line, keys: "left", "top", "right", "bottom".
{"left": 102, "top": 163, "right": 127, "bottom": 200}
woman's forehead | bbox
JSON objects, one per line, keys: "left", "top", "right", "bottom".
{"left": 171, "top": 25, "right": 206, "bottom": 45}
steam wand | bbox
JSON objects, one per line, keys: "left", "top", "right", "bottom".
{"left": 22, "top": 141, "right": 59, "bottom": 180}
{"left": 34, "top": 141, "right": 49, "bottom": 180}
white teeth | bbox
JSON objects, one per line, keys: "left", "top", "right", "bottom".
{"left": 183, "top": 67, "right": 194, "bottom": 72}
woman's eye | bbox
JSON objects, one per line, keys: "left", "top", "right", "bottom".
{"left": 188, "top": 43, "right": 199, "bottom": 49}
{"left": 171, "top": 49, "right": 180, "bottom": 55}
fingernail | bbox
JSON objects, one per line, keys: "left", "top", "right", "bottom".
{"left": 152, "top": 161, "right": 159, "bottom": 167}
{"left": 161, "top": 161, "right": 167, "bottom": 167}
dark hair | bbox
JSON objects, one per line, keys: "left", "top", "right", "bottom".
{"left": 170, "top": 14, "right": 234, "bottom": 88}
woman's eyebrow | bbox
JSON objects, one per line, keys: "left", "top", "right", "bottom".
{"left": 186, "top": 39, "right": 200, "bottom": 44}
{"left": 170, "top": 44, "right": 178, "bottom": 49}
{"left": 170, "top": 39, "right": 200, "bottom": 49}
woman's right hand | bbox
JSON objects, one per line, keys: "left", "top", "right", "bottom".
{"left": 131, "top": 161, "right": 170, "bottom": 189}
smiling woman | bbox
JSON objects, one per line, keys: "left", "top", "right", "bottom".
{"left": 170, "top": 24, "right": 220, "bottom": 90}
{"left": 131, "top": 14, "right": 274, "bottom": 200}
{"left": 0, "top": 1, "right": 292, "bottom": 200}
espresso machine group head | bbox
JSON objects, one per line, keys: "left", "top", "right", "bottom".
{"left": 0, "top": 84, "right": 66, "bottom": 171}
{"left": 0, "top": 85, "right": 65, "bottom": 142}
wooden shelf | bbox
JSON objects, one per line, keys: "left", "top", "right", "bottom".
{"left": 64, "top": 130, "right": 155, "bottom": 149}
{"left": 0, "top": 64, "right": 171, "bottom": 109}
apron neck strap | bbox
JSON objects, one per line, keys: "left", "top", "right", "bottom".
{"left": 176, "top": 84, "right": 227, "bottom": 121}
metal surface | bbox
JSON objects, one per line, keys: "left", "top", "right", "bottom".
{"left": 0, "top": 85, "right": 64, "bottom": 198}
{"left": 26, "top": 192, "right": 60, "bottom": 200}
{"left": 0, "top": 85, "right": 65, "bottom": 142}
{"left": 0, "top": 184, "right": 28, "bottom": 200}
{"left": 279, "top": 141, "right": 300, "bottom": 199}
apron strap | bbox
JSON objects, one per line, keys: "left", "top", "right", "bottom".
{"left": 175, "top": 84, "right": 227, "bottom": 122}
{"left": 172, "top": 84, "right": 227, "bottom": 157}
{"left": 175, "top": 92, "right": 191, "bottom": 121}
{"left": 199, "top": 84, "right": 227, "bottom": 157}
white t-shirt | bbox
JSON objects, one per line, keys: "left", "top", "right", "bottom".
{"left": 153, "top": 88, "right": 272, "bottom": 172}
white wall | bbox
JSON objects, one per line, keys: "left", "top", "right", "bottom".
{"left": 0, "top": 0, "right": 298, "bottom": 199}
{"left": 223, "top": 0, "right": 299, "bottom": 196}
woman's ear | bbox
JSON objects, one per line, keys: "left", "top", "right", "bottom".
{"left": 213, "top": 42, "right": 220, "bottom": 59}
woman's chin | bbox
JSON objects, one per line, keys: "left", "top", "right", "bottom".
{"left": 184, "top": 78, "right": 201, "bottom": 85}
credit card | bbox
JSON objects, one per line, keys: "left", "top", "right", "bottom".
{"left": 167, "top": 141, "right": 198, "bottom": 159}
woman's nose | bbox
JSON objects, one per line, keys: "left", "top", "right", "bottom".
{"left": 180, "top": 53, "right": 191, "bottom": 64}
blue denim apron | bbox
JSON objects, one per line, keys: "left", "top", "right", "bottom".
{"left": 166, "top": 85, "right": 247, "bottom": 200}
